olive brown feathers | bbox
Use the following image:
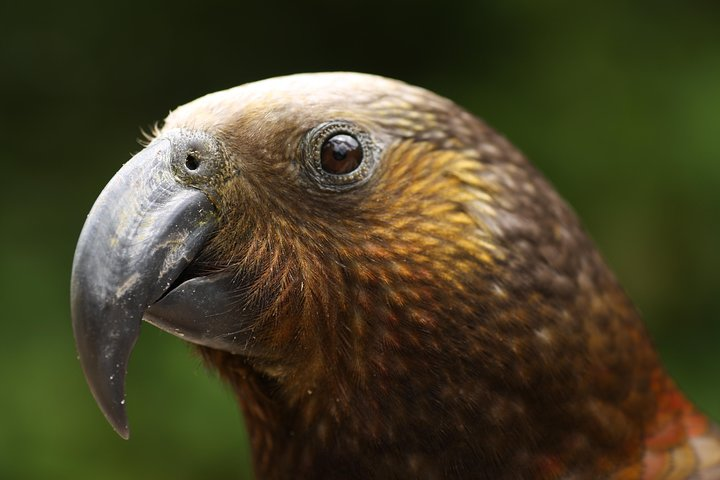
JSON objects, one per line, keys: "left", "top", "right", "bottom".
{"left": 71, "top": 73, "right": 720, "bottom": 479}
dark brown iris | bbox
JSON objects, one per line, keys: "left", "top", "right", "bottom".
{"left": 320, "top": 133, "right": 363, "bottom": 174}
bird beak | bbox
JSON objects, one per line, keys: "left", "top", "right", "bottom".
{"left": 71, "top": 134, "right": 231, "bottom": 439}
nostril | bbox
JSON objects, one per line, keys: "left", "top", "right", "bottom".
{"left": 185, "top": 154, "right": 200, "bottom": 171}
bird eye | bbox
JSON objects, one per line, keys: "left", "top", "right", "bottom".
{"left": 303, "top": 121, "right": 378, "bottom": 191}
{"left": 321, "top": 134, "right": 363, "bottom": 175}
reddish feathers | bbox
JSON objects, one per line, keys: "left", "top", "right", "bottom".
{"left": 639, "top": 371, "right": 720, "bottom": 479}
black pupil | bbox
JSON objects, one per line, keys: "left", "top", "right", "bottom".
{"left": 320, "top": 134, "right": 363, "bottom": 175}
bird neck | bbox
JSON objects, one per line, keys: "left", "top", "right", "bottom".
{"left": 196, "top": 282, "right": 720, "bottom": 480}
{"left": 196, "top": 214, "right": 719, "bottom": 479}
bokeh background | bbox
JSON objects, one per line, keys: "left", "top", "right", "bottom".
{"left": 1, "top": 1, "right": 719, "bottom": 478}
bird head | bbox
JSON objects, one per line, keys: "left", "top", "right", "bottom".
{"left": 71, "top": 73, "right": 679, "bottom": 478}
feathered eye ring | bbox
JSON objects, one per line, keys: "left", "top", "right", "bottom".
{"left": 303, "top": 121, "right": 379, "bottom": 191}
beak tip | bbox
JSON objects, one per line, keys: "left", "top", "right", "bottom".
{"left": 93, "top": 388, "right": 130, "bottom": 439}
{"left": 88, "top": 377, "right": 131, "bottom": 440}
{"left": 113, "top": 420, "right": 130, "bottom": 440}
{"left": 74, "top": 327, "right": 137, "bottom": 443}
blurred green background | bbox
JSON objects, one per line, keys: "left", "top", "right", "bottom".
{"left": 1, "top": 0, "right": 719, "bottom": 478}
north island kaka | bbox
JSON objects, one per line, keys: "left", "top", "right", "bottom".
{"left": 71, "top": 73, "right": 720, "bottom": 479}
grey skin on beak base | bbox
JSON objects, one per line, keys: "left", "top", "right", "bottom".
{"left": 71, "top": 133, "right": 219, "bottom": 439}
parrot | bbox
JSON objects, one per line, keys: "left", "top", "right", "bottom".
{"left": 70, "top": 72, "right": 720, "bottom": 479}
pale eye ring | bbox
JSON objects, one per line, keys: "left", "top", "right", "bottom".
{"left": 303, "top": 121, "right": 378, "bottom": 191}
